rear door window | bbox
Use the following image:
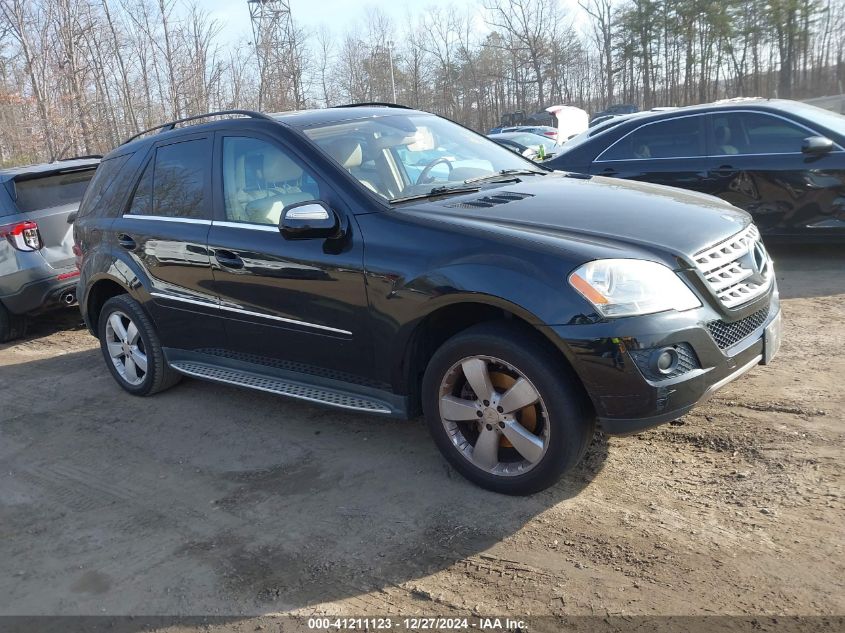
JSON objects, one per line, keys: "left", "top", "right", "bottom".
{"left": 598, "top": 116, "right": 706, "bottom": 161}
{"left": 127, "top": 138, "right": 210, "bottom": 219}
{"left": 12, "top": 169, "right": 96, "bottom": 213}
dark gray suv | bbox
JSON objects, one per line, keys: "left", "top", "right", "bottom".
{"left": 0, "top": 158, "right": 99, "bottom": 341}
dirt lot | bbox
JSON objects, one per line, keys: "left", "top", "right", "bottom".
{"left": 0, "top": 245, "right": 843, "bottom": 627}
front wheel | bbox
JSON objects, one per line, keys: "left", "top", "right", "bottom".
{"left": 422, "top": 322, "right": 594, "bottom": 495}
{"left": 98, "top": 294, "right": 180, "bottom": 396}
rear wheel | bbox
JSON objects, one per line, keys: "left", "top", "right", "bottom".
{"left": 98, "top": 295, "right": 180, "bottom": 396}
{"left": 422, "top": 322, "right": 594, "bottom": 495}
{"left": 0, "top": 302, "right": 27, "bottom": 343}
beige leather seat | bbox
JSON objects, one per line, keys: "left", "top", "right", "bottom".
{"left": 243, "top": 152, "right": 313, "bottom": 225}
{"left": 226, "top": 148, "right": 313, "bottom": 225}
{"left": 324, "top": 138, "right": 381, "bottom": 195}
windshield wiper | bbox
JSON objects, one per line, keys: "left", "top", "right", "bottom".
{"left": 389, "top": 185, "right": 482, "bottom": 204}
{"left": 463, "top": 168, "right": 548, "bottom": 185}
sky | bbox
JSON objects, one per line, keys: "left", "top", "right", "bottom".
{"left": 200, "top": 0, "right": 489, "bottom": 48}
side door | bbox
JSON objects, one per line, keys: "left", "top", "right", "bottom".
{"left": 704, "top": 110, "right": 845, "bottom": 238}
{"left": 206, "top": 131, "right": 372, "bottom": 382}
{"left": 589, "top": 115, "right": 710, "bottom": 192}
{"left": 112, "top": 133, "right": 226, "bottom": 350}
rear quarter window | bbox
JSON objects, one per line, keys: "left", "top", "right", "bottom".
{"left": 13, "top": 169, "right": 96, "bottom": 213}
{"left": 77, "top": 154, "right": 132, "bottom": 218}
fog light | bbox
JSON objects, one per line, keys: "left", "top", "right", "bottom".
{"left": 651, "top": 348, "right": 679, "bottom": 375}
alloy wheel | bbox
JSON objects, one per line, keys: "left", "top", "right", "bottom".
{"left": 438, "top": 355, "right": 550, "bottom": 476}
{"left": 105, "top": 310, "right": 148, "bottom": 386}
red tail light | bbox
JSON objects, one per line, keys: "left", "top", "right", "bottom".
{"left": 543, "top": 131, "right": 557, "bottom": 138}
{"left": 0, "top": 220, "right": 42, "bottom": 251}
{"left": 72, "top": 243, "right": 83, "bottom": 270}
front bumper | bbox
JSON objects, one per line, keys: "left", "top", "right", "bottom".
{"left": 544, "top": 289, "right": 781, "bottom": 435}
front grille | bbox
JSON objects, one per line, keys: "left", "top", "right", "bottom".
{"left": 694, "top": 224, "right": 773, "bottom": 308}
{"left": 706, "top": 305, "right": 770, "bottom": 350}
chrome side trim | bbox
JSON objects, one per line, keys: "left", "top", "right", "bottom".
{"left": 595, "top": 150, "right": 845, "bottom": 163}
{"left": 150, "top": 291, "right": 352, "bottom": 336}
{"left": 217, "top": 302, "right": 352, "bottom": 335}
{"left": 150, "top": 291, "right": 219, "bottom": 308}
{"left": 699, "top": 354, "right": 762, "bottom": 404}
{"left": 122, "top": 214, "right": 212, "bottom": 225}
{"left": 212, "top": 221, "right": 279, "bottom": 232}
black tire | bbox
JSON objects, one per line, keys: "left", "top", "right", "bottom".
{"left": 421, "top": 321, "right": 594, "bottom": 495}
{"left": 98, "top": 294, "right": 181, "bottom": 396}
{"left": 0, "top": 302, "right": 27, "bottom": 343}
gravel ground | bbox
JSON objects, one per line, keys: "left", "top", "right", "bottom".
{"left": 0, "top": 244, "right": 842, "bottom": 628}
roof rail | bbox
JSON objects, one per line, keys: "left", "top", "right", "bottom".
{"left": 334, "top": 102, "right": 412, "bottom": 110}
{"left": 121, "top": 110, "right": 275, "bottom": 146}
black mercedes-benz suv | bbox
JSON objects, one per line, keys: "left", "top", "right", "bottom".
{"left": 74, "top": 105, "right": 782, "bottom": 494}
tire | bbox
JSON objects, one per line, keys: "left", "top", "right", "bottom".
{"left": 0, "top": 302, "right": 28, "bottom": 343}
{"left": 421, "top": 321, "right": 594, "bottom": 495}
{"left": 97, "top": 294, "right": 181, "bottom": 396}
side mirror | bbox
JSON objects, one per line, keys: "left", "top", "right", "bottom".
{"left": 279, "top": 201, "right": 342, "bottom": 240}
{"left": 802, "top": 136, "right": 834, "bottom": 155}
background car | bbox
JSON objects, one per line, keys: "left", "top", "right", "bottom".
{"left": 545, "top": 99, "right": 845, "bottom": 240}
{"left": 488, "top": 125, "right": 558, "bottom": 140}
{"left": 590, "top": 103, "right": 638, "bottom": 123}
{"left": 0, "top": 157, "right": 100, "bottom": 341}
{"left": 488, "top": 132, "right": 559, "bottom": 161}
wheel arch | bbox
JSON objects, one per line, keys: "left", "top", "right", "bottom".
{"left": 83, "top": 275, "right": 132, "bottom": 335}
{"left": 394, "top": 294, "right": 585, "bottom": 416}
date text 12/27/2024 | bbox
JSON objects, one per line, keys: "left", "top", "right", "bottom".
{"left": 306, "top": 617, "right": 527, "bottom": 630}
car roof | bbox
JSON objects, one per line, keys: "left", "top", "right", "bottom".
{"left": 270, "top": 105, "right": 429, "bottom": 128}
{"left": 490, "top": 132, "right": 551, "bottom": 141}
{"left": 0, "top": 157, "right": 100, "bottom": 181}
{"left": 593, "top": 98, "right": 810, "bottom": 127}
{"left": 114, "top": 105, "right": 431, "bottom": 156}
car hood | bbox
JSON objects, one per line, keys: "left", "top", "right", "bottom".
{"left": 397, "top": 173, "right": 750, "bottom": 267}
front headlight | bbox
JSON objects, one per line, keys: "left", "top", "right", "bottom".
{"left": 569, "top": 259, "right": 701, "bottom": 318}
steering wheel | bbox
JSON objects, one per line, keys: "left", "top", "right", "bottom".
{"left": 416, "top": 157, "right": 454, "bottom": 185}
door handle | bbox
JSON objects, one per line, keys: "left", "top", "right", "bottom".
{"left": 599, "top": 167, "right": 618, "bottom": 177}
{"left": 214, "top": 249, "right": 244, "bottom": 269}
{"left": 711, "top": 164, "right": 737, "bottom": 177}
{"left": 118, "top": 234, "right": 136, "bottom": 250}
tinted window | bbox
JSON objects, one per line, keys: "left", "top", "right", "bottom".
{"left": 222, "top": 137, "right": 318, "bottom": 225}
{"left": 12, "top": 169, "right": 96, "bottom": 213}
{"left": 599, "top": 116, "right": 705, "bottom": 160}
{"left": 128, "top": 139, "right": 208, "bottom": 219}
{"left": 711, "top": 112, "right": 810, "bottom": 155}
{"left": 77, "top": 155, "right": 130, "bottom": 218}
{"left": 128, "top": 158, "right": 153, "bottom": 216}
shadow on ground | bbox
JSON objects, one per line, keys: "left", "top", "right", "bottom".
{"left": 0, "top": 346, "right": 608, "bottom": 618}
{"left": 765, "top": 243, "right": 845, "bottom": 300}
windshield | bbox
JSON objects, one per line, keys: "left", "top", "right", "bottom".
{"left": 303, "top": 114, "right": 540, "bottom": 202}
{"left": 784, "top": 101, "right": 845, "bottom": 136}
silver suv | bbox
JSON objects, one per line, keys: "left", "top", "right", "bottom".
{"left": 0, "top": 157, "right": 99, "bottom": 341}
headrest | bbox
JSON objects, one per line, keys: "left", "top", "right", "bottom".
{"left": 325, "top": 138, "right": 363, "bottom": 169}
{"left": 262, "top": 151, "right": 303, "bottom": 183}
{"left": 714, "top": 124, "right": 731, "bottom": 144}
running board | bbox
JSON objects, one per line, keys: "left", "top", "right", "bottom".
{"left": 169, "top": 360, "right": 394, "bottom": 414}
